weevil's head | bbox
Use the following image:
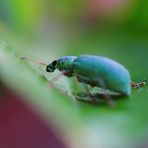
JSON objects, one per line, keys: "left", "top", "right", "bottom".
{"left": 46, "top": 60, "right": 57, "bottom": 72}
{"left": 46, "top": 56, "right": 77, "bottom": 77}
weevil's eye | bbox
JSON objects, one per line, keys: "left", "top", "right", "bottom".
{"left": 46, "top": 65, "right": 55, "bottom": 72}
{"left": 52, "top": 60, "right": 57, "bottom": 67}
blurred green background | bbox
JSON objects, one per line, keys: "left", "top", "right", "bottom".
{"left": 0, "top": 0, "right": 148, "bottom": 148}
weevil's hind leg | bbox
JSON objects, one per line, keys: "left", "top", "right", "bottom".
{"left": 97, "top": 78, "right": 114, "bottom": 106}
{"left": 72, "top": 74, "right": 113, "bottom": 105}
{"left": 131, "top": 79, "right": 147, "bottom": 89}
{"left": 103, "top": 90, "right": 114, "bottom": 106}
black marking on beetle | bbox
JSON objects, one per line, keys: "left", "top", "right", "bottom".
{"left": 52, "top": 60, "right": 57, "bottom": 67}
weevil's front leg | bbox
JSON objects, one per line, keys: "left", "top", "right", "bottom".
{"left": 48, "top": 71, "right": 71, "bottom": 97}
{"left": 131, "top": 79, "right": 147, "bottom": 89}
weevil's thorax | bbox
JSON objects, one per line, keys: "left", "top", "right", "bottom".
{"left": 57, "top": 56, "right": 77, "bottom": 77}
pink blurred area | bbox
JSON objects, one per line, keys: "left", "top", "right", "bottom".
{"left": 0, "top": 84, "right": 66, "bottom": 148}
{"left": 85, "top": 0, "right": 132, "bottom": 21}
{"left": 88, "top": 0, "right": 128, "bottom": 11}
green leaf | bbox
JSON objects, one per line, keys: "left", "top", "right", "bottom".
{"left": 0, "top": 37, "right": 148, "bottom": 148}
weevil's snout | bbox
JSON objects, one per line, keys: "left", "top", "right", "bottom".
{"left": 46, "top": 65, "right": 55, "bottom": 72}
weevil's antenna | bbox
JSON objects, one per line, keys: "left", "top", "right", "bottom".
{"left": 131, "top": 79, "right": 147, "bottom": 89}
{"left": 20, "top": 56, "right": 47, "bottom": 66}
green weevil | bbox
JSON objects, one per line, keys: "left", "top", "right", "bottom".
{"left": 21, "top": 55, "right": 146, "bottom": 104}
{"left": 46, "top": 55, "right": 146, "bottom": 96}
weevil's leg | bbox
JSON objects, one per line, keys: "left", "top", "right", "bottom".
{"left": 83, "top": 84, "right": 92, "bottom": 96}
{"left": 104, "top": 92, "right": 113, "bottom": 106}
{"left": 72, "top": 73, "right": 97, "bottom": 102}
{"left": 48, "top": 80, "right": 71, "bottom": 97}
{"left": 97, "top": 77, "right": 113, "bottom": 106}
{"left": 48, "top": 72, "right": 71, "bottom": 97}
{"left": 82, "top": 84, "right": 97, "bottom": 102}
{"left": 131, "top": 79, "right": 147, "bottom": 89}
{"left": 49, "top": 72, "right": 63, "bottom": 85}
{"left": 20, "top": 57, "right": 48, "bottom": 66}
{"left": 49, "top": 71, "right": 69, "bottom": 87}
{"left": 75, "top": 94, "right": 96, "bottom": 103}
{"left": 72, "top": 73, "right": 86, "bottom": 96}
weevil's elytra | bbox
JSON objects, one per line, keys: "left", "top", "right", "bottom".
{"left": 73, "top": 55, "right": 131, "bottom": 96}
{"left": 46, "top": 55, "right": 131, "bottom": 96}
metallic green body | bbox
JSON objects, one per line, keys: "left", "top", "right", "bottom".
{"left": 72, "top": 55, "right": 131, "bottom": 95}
{"left": 46, "top": 55, "right": 131, "bottom": 96}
